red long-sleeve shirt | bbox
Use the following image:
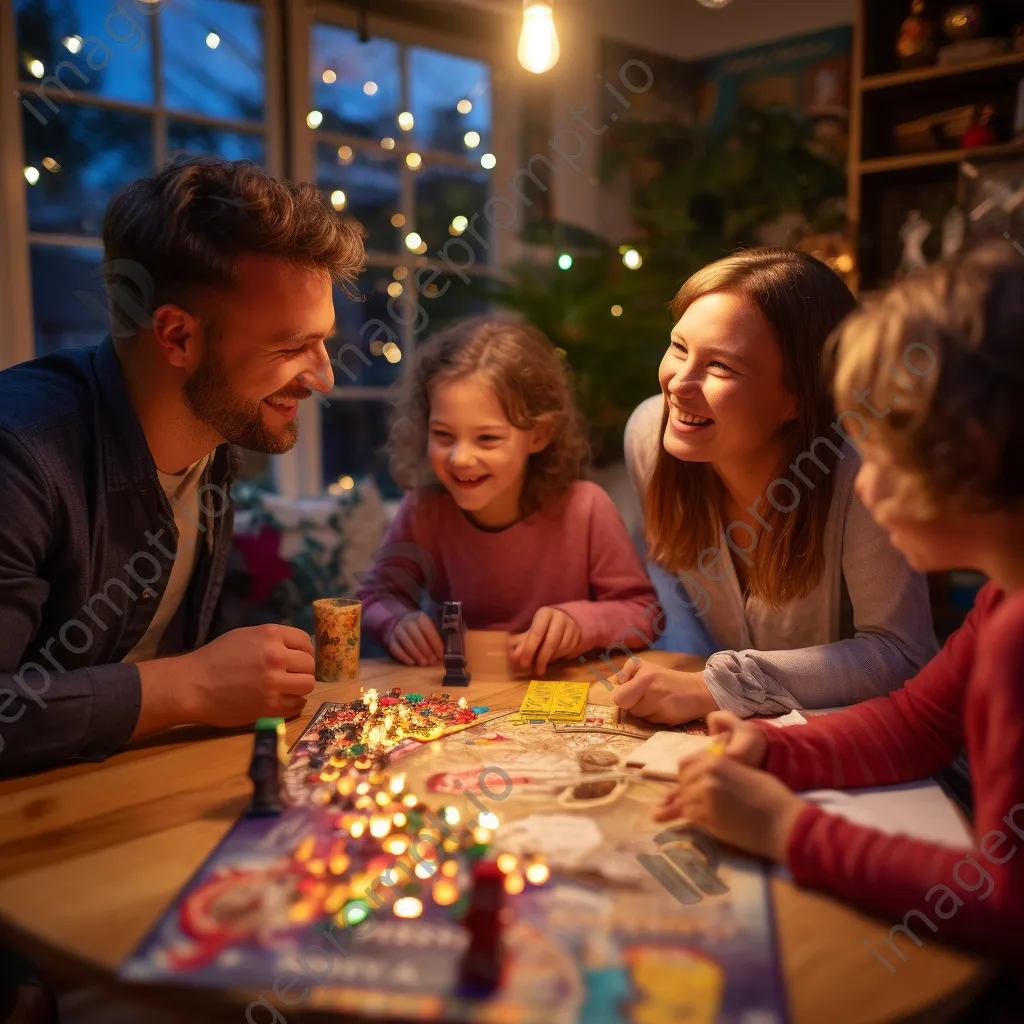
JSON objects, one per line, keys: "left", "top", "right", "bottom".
{"left": 759, "top": 582, "right": 1024, "bottom": 964}
{"left": 356, "top": 481, "right": 660, "bottom": 652}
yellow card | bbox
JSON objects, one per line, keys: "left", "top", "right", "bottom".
{"left": 548, "top": 681, "right": 590, "bottom": 720}
{"left": 518, "top": 680, "right": 556, "bottom": 717}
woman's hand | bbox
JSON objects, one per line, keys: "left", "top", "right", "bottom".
{"left": 510, "top": 607, "right": 585, "bottom": 675}
{"left": 612, "top": 658, "right": 718, "bottom": 725}
{"left": 654, "top": 753, "right": 807, "bottom": 862}
{"left": 387, "top": 611, "right": 444, "bottom": 666}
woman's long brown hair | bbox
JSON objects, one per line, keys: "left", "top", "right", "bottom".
{"left": 645, "top": 248, "right": 857, "bottom": 608}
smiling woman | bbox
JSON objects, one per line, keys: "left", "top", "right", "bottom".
{"left": 620, "top": 247, "right": 940, "bottom": 725}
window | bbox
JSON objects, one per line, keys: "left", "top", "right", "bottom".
{"left": 305, "top": 16, "right": 497, "bottom": 499}
{"left": 11, "top": 0, "right": 275, "bottom": 357}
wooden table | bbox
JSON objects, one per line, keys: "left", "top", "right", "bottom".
{"left": 0, "top": 642, "right": 991, "bottom": 1024}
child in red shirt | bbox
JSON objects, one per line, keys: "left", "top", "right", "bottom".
{"left": 655, "top": 242, "right": 1024, "bottom": 964}
{"left": 357, "top": 317, "right": 659, "bottom": 674}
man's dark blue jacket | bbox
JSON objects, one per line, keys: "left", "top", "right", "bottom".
{"left": 0, "top": 339, "right": 240, "bottom": 777}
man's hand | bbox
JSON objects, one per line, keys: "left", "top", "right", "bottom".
{"left": 510, "top": 607, "right": 585, "bottom": 675}
{"left": 387, "top": 611, "right": 444, "bottom": 667}
{"left": 182, "top": 624, "right": 316, "bottom": 725}
{"left": 653, "top": 753, "right": 807, "bottom": 862}
{"left": 705, "top": 709, "right": 769, "bottom": 767}
{"left": 612, "top": 658, "right": 718, "bottom": 725}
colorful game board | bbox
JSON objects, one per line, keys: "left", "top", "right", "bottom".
{"left": 121, "top": 697, "right": 788, "bottom": 1023}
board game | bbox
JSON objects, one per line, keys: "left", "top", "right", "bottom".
{"left": 121, "top": 688, "right": 788, "bottom": 1024}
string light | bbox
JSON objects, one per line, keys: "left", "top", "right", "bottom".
{"left": 337, "top": 145, "right": 353, "bottom": 163}
{"left": 391, "top": 213, "right": 406, "bottom": 228}
{"left": 363, "top": 81, "right": 378, "bottom": 95}
{"left": 405, "top": 152, "right": 422, "bottom": 170}
{"left": 622, "top": 248, "right": 642, "bottom": 270}
{"left": 382, "top": 343, "right": 402, "bottom": 364}
{"left": 463, "top": 130, "right": 481, "bottom": 149}
{"left": 330, "top": 190, "right": 346, "bottom": 210}
{"left": 23, "top": 166, "right": 40, "bottom": 185}
{"left": 206, "top": 32, "right": 220, "bottom": 48}
{"left": 27, "top": 59, "right": 44, "bottom": 78}
{"left": 557, "top": 253, "right": 573, "bottom": 270}
{"left": 62, "top": 35, "right": 83, "bottom": 53}
{"left": 397, "top": 111, "right": 414, "bottom": 131}
{"left": 394, "top": 896, "right": 423, "bottom": 919}
{"left": 392, "top": 265, "right": 407, "bottom": 279}
{"left": 41, "top": 157, "right": 60, "bottom": 172}
{"left": 380, "top": 137, "right": 395, "bottom": 150}
{"left": 611, "top": 304, "right": 623, "bottom": 317}
{"left": 322, "top": 69, "right": 336, "bottom": 83}
{"left": 339, "top": 475, "right": 354, "bottom": 490}
{"left": 387, "top": 281, "right": 403, "bottom": 298}
{"left": 306, "top": 110, "right": 323, "bottom": 129}
{"left": 404, "top": 232, "right": 422, "bottom": 251}
{"left": 457, "top": 99, "right": 472, "bottom": 114}
{"left": 450, "top": 215, "right": 468, "bottom": 235}
{"left": 518, "top": 1, "right": 559, "bottom": 74}
{"left": 480, "top": 153, "right": 496, "bottom": 170}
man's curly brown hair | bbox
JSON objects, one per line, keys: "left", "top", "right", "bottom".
{"left": 388, "top": 317, "right": 590, "bottom": 516}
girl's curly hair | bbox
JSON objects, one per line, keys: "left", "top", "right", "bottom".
{"left": 388, "top": 316, "right": 590, "bottom": 515}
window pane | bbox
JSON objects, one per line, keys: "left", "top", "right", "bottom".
{"left": 14, "top": 0, "right": 154, "bottom": 104}
{"left": 168, "top": 121, "right": 265, "bottom": 163}
{"left": 329, "top": 275, "right": 407, "bottom": 388}
{"left": 316, "top": 142, "right": 400, "bottom": 254}
{"left": 408, "top": 46, "right": 490, "bottom": 155}
{"left": 321, "top": 399, "right": 400, "bottom": 500}
{"left": 312, "top": 25, "right": 400, "bottom": 139}
{"left": 23, "top": 104, "right": 153, "bottom": 235}
{"left": 162, "top": 0, "right": 264, "bottom": 122}
{"left": 414, "top": 162, "right": 490, "bottom": 257}
{"left": 416, "top": 270, "right": 494, "bottom": 336}
{"left": 29, "top": 244, "right": 108, "bottom": 355}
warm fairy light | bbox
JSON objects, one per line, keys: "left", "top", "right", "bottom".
{"left": 329, "top": 853, "right": 351, "bottom": 875}
{"left": 339, "top": 475, "right": 354, "bottom": 490}
{"left": 382, "top": 343, "right": 402, "bottom": 364}
{"left": 451, "top": 215, "right": 468, "bottom": 234}
{"left": 413, "top": 241, "right": 427, "bottom": 256}
{"left": 473, "top": 826, "right": 491, "bottom": 844}
{"left": 611, "top": 304, "right": 623, "bottom": 316}
{"left": 405, "top": 152, "right": 422, "bottom": 169}
{"left": 457, "top": 98, "right": 472, "bottom": 114}
{"left": 496, "top": 853, "right": 518, "bottom": 874}
{"left": 349, "top": 820, "right": 365, "bottom": 839}
{"left": 464, "top": 130, "right": 481, "bottom": 148}
{"left": 557, "top": 253, "right": 573, "bottom": 270}
{"left": 62, "top": 35, "right": 83, "bottom": 53}
{"left": 386, "top": 835, "right": 409, "bottom": 854}
{"left": 387, "top": 281, "right": 403, "bottom": 298}
{"left": 622, "top": 248, "right": 642, "bottom": 270}
{"left": 836, "top": 253, "right": 854, "bottom": 273}
{"left": 306, "top": 858, "right": 326, "bottom": 876}
{"left": 404, "top": 232, "right": 422, "bottom": 251}
{"left": 392, "top": 811, "right": 407, "bottom": 827}
{"left": 389, "top": 773, "right": 406, "bottom": 794}
{"left": 414, "top": 859, "right": 437, "bottom": 879}
{"left": 41, "top": 157, "right": 60, "bottom": 172}
{"left": 393, "top": 265, "right": 407, "bottom": 279}
{"left": 295, "top": 836, "right": 316, "bottom": 862}
{"left": 306, "top": 110, "right": 323, "bottom": 129}
{"left": 355, "top": 781, "right": 370, "bottom": 795}
{"left": 206, "top": 32, "right": 220, "bottom": 48}
{"left": 478, "top": 811, "right": 499, "bottom": 829}
{"left": 526, "top": 861, "right": 550, "bottom": 885}
{"left": 391, "top": 213, "right": 406, "bottom": 227}
{"left": 441, "top": 859, "right": 459, "bottom": 878}
{"left": 369, "top": 814, "right": 391, "bottom": 838}
{"left": 337, "top": 145, "right": 353, "bottom": 162}
{"left": 442, "top": 836, "right": 460, "bottom": 853}
{"left": 398, "top": 111, "right": 414, "bottom": 131}
{"left": 337, "top": 776, "right": 355, "bottom": 797}
{"left": 518, "top": 1, "right": 560, "bottom": 74}
{"left": 432, "top": 880, "right": 459, "bottom": 906}
{"left": 322, "top": 69, "right": 337, "bottom": 83}
{"left": 381, "top": 136, "right": 395, "bottom": 150}
{"left": 394, "top": 896, "right": 423, "bottom": 919}
{"left": 504, "top": 870, "right": 525, "bottom": 895}
{"left": 402, "top": 793, "right": 418, "bottom": 807}
{"left": 330, "top": 190, "right": 346, "bottom": 210}
{"left": 354, "top": 794, "right": 374, "bottom": 811}
{"left": 364, "top": 80, "right": 378, "bottom": 95}
{"left": 480, "top": 153, "right": 496, "bottom": 169}
{"left": 27, "top": 59, "right": 44, "bottom": 78}
{"left": 442, "top": 806, "right": 460, "bottom": 825}
{"left": 343, "top": 900, "right": 369, "bottom": 925}
{"left": 375, "top": 791, "right": 391, "bottom": 806}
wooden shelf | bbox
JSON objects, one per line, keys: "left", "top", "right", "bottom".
{"left": 858, "top": 141, "right": 1024, "bottom": 174}
{"left": 861, "top": 50, "right": 1024, "bottom": 91}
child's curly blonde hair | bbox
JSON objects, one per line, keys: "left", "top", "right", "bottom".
{"left": 828, "top": 240, "right": 1024, "bottom": 518}
{"left": 387, "top": 316, "right": 590, "bottom": 515}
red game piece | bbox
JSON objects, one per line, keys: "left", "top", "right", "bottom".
{"left": 458, "top": 860, "right": 506, "bottom": 997}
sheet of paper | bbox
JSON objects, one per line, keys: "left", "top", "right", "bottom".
{"left": 800, "top": 780, "right": 972, "bottom": 848}
{"left": 765, "top": 709, "right": 807, "bottom": 728}
{"left": 626, "top": 730, "right": 716, "bottom": 778}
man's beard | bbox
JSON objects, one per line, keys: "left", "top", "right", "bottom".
{"left": 183, "top": 344, "right": 309, "bottom": 455}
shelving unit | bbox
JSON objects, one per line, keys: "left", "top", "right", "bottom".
{"left": 848, "top": 0, "right": 1024, "bottom": 291}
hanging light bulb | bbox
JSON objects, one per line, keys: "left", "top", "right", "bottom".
{"left": 518, "top": 1, "right": 559, "bottom": 75}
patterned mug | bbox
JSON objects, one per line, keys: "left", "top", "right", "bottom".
{"left": 312, "top": 598, "right": 362, "bottom": 682}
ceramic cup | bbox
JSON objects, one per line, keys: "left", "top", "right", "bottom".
{"left": 312, "top": 598, "right": 361, "bottom": 682}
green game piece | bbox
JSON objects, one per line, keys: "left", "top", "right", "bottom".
{"left": 406, "top": 693, "right": 423, "bottom": 703}
{"left": 254, "top": 717, "right": 285, "bottom": 731}
{"left": 351, "top": 743, "right": 366, "bottom": 754}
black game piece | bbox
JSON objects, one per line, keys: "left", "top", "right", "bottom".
{"left": 441, "top": 600, "right": 471, "bottom": 687}
{"left": 457, "top": 860, "right": 506, "bottom": 997}
{"left": 247, "top": 718, "right": 285, "bottom": 817}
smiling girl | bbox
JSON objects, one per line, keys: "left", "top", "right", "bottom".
{"left": 618, "top": 248, "right": 938, "bottom": 723}
{"left": 356, "top": 317, "right": 659, "bottom": 674}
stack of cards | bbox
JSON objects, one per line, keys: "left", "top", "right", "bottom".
{"left": 514, "top": 680, "right": 590, "bottom": 723}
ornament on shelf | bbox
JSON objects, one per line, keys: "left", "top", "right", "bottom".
{"left": 899, "top": 210, "right": 932, "bottom": 275}
{"left": 941, "top": 4, "right": 983, "bottom": 43}
{"left": 940, "top": 206, "right": 966, "bottom": 260}
{"left": 961, "top": 104, "right": 996, "bottom": 149}
{"left": 897, "top": 0, "right": 937, "bottom": 69}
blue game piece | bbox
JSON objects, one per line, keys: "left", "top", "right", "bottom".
{"left": 472, "top": 706, "right": 489, "bottom": 714}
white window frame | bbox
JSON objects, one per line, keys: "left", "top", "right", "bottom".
{"left": 280, "top": 1, "right": 520, "bottom": 498}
